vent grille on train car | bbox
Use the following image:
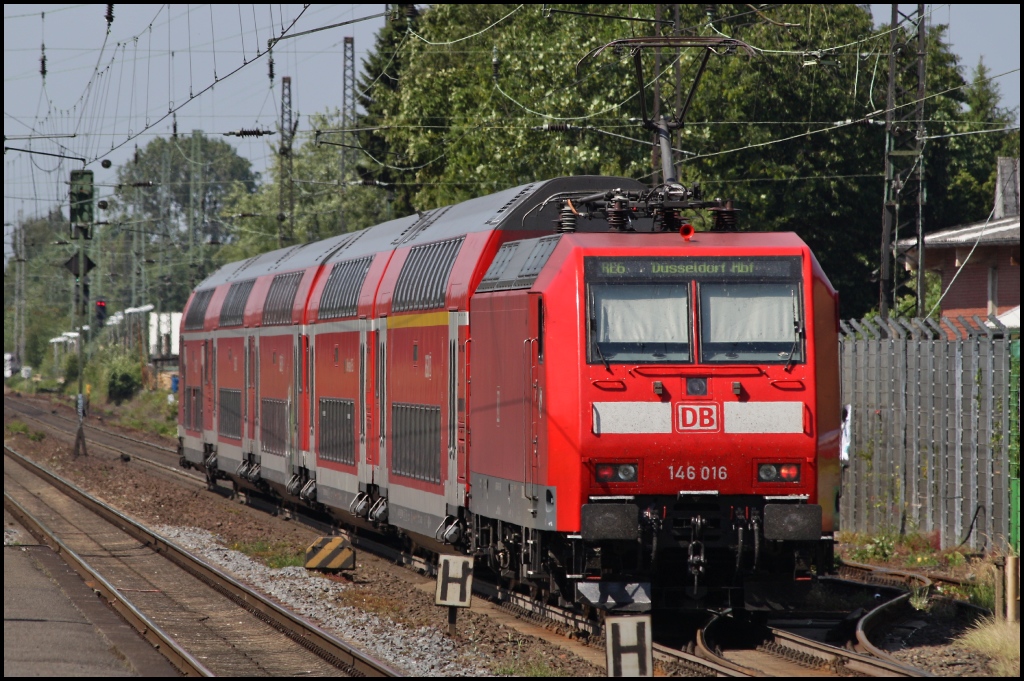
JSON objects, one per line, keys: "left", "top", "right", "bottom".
{"left": 319, "top": 257, "right": 372, "bottom": 320}
{"left": 184, "top": 289, "right": 214, "bottom": 330}
{"left": 392, "top": 403, "right": 441, "bottom": 483}
{"left": 319, "top": 398, "right": 355, "bottom": 465}
{"left": 476, "top": 235, "right": 561, "bottom": 292}
{"left": 515, "top": 236, "right": 560, "bottom": 286}
{"left": 478, "top": 242, "right": 518, "bottom": 288}
{"left": 219, "top": 279, "right": 255, "bottom": 327}
{"left": 391, "top": 237, "right": 464, "bottom": 312}
{"left": 485, "top": 184, "right": 535, "bottom": 225}
{"left": 218, "top": 389, "right": 242, "bottom": 439}
{"left": 260, "top": 398, "right": 288, "bottom": 455}
{"left": 262, "top": 271, "right": 303, "bottom": 325}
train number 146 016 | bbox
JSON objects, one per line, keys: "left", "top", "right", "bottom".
{"left": 669, "top": 465, "right": 728, "bottom": 481}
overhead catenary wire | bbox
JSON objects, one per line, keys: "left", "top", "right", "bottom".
{"left": 407, "top": 5, "right": 524, "bottom": 46}
{"left": 679, "top": 67, "right": 1020, "bottom": 164}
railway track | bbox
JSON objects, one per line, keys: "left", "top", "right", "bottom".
{"left": 3, "top": 443, "right": 400, "bottom": 677}
{"left": 5, "top": 393, "right": 944, "bottom": 677}
{"left": 692, "top": 612, "right": 927, "bottom": 677}
{"left": 4, "top": 395, "right": 198, "bottom": 487}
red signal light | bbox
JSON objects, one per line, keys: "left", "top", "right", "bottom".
{"left": 595, "top": 464, "right": 616, "bottom": 482}
{"left": 779, "top": 464, "right": 800, "bottom": 481}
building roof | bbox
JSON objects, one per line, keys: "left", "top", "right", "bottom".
{"left": 997, "top": 305, "right": 1020, "bottom": 329}
{"left": 897, "top": 214, "right": 1020, "bottom": 250}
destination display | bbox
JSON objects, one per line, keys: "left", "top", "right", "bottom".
{"left": 585, "top": 256, "right": 800, "bottom": 281}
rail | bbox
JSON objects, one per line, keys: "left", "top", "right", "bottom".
{"left": 3, "top": 444, "right": 401, "bottom": 678}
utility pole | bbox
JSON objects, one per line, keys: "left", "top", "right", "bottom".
{"left": 879, "top": 3, "right": 927, "bottom": 319}
{"left": 157, "top": 140, "right": 171, "bottom": 358}
{"left": 189, "top": 130, "right": 203, "bottom": 287}
{"left": 340, "top": 36, "right": 356, "bottom": 234}
{"left": 673, "top": 5, "right": 682, "bottom": 157}
{"left": 341, "top": 37, "right": 356, "bottom": 181}
{"left": 131, "top": 182, "right": 139, "bottom": 307}
{"left": 278, "top": 76, "right": 297, "bottom": 246}
{"left": 651, "top": 4, "right": 662, "bottom": 187}
{"left": 69, "top": 168, "right": 94, "bottom": 457}
{"left": 15, "top": 211, "right": 26, "bottom": 371}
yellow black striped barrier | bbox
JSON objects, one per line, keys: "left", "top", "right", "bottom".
{"left": 305, "top": 536, "right": 356, "bottom": 571}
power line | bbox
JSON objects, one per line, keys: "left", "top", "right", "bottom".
{"left": 408, "top": 5, "right": 524, "bottom": 46}
{"left": 678, "top": 67, "right": 1019, "bottom": 164}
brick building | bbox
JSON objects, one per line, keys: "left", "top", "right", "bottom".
{"left": 899, "top": 157, "right": 1020, "bottom": 325}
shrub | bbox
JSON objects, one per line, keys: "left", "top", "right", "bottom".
{"left": 107, "top": 355, "right": 141, "bottom": 404}
{"left": 64, "top": 353, "right": 79, "bottom": 385}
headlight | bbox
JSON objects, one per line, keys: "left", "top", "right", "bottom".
{"left": 686, "top": 377, "right": 708, "bottom": 396}
{"left": 596, "top": 463, "right": 639, "bottom": 483}
{"left": 758, "top": 463, "right": 800, "bottom": 483}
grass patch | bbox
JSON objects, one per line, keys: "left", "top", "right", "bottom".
{"left": 958, "top": 617, "right": 1020, "bottom": 676}
{"left": 848, "top": 534, "right": 896, "bottom": 562}
{"left": 6, "top": 420, "right": 30, "bottom": 435}
{"left": 116, "top": 390, "right": 178, "bottom": 438}
{"left": 230, "top": 540, "right": 305, "bottom": 569}
{"left": 935, "top": 578, "right": 997, "bottom": 610}
{"left": 909, "top": 584, "right": 931, "bottom": 611}
{"left": 5, "top": 420, "right": 45, "bottom": 441}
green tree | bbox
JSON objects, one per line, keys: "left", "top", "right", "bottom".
{"left": 216, "top": 112, "right": 394, "bottom": 264}
{"left": 105, "top": 133, "right": 258, "bottom": 311}
{"left": 347, "top": 4, "right": 1015, "bottom": 318}
{"left": 4, "top": 209, "right": 81, "bottom": 370}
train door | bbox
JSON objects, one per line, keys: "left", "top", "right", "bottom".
{"left": 445, "top": 311, "right": 466, "bottom": 509}
{"left": 203, "top": 340, "right": 213, "bottom": 434}
{"left": 305, "top": 332, "right": 313, "bottom": 471}
{"left": 358, "top": 320, "right": 373, "bottom": 484}
{"left": 524, "top": 294, "right": 541, "bottom": 502}
{"left": 211, "top": 337, "right": 219, "bottom": 437}
{"left": 250, "top": 334, "right": 259, "bottom": 452}
{"left": 290, "top": 328, "right": 299, "bottom": 475}
{"left": 374, "top": 318, "right": 388, "bottom": 494}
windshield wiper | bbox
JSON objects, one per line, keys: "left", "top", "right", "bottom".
{"left": 784, "top": 300, "right": 803, "bottom": 371}
{"left": 594, "top": 341, "right": 611, "bottom": 372}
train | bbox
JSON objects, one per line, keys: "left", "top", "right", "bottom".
{"left": 178, "top": 175, "right": 840, "bottom": 613}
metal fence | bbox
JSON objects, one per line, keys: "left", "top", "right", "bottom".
{"left": 839, "top": 315, "right": 1019, "bottom": 551}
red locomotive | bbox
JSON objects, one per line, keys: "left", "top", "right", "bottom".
{"left": 179, "top": 175, "right": 840, "bottom": 612}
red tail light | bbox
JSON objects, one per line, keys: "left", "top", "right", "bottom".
{"left": 595, "top": 463, "right": 639, "bottom": 483}
{"left": 779, "top": 464, "right": 800, "bottom": 481}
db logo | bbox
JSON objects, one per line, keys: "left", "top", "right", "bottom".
{"left": 676, "top": 404, "right": 719, "bottom": 432}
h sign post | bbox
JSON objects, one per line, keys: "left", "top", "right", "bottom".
{"left": 605, "top": 614, "right": 653, "bottom": 677}
{"left": 435, "top": 555, "right": 473, "bottom": 637}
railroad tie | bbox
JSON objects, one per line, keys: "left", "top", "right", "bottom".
{"left": 305, "top": 536, "right": 356, "bottom": 572}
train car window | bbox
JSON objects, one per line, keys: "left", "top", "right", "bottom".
{"left": 184, "top": 289, "right": 214, "bottom": 330}
{"left": 699, "top": 283, "right": 803, "bottom": 363}
{"left": 392, "top": 237, "right": 464, "bottom": 311}
{"left": 219, "top": 279, "right": 255, "bottom": 327}
{"left": 589, "top": 283, "right": 691, "bottom": 363}
{"left": 319, "top": 257, "right": 372, "bottom": 319}
{"left": 262, "top": 271, "right": 303, "bottom": 326}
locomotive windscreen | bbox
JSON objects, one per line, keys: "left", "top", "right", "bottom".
{"left": 585, "top": 256, "right": 803, "bottom": 365}
{"left": 589, "top": 283, "right": 690, "bottom": 362}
